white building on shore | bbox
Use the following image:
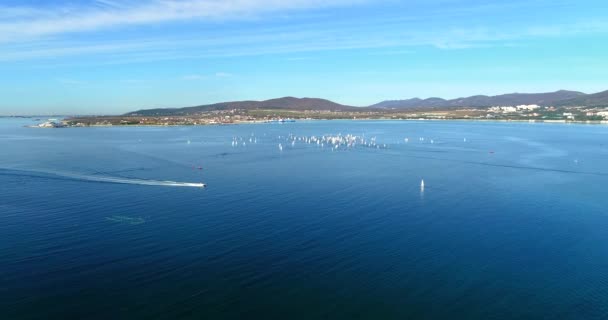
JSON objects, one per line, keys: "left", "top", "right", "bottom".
{"left": 516, "top": 104, "right": 541, "bottom": 111}
{"left": 489, "top": 106, "right": 517, "bottom": 113}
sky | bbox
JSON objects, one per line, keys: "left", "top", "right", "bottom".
{"left": 0, "top": 0, "right": 607, "bottom": 115}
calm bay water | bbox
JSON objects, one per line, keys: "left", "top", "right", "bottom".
{"left": 1, "top": 118, "right": 608, "bottom": 319}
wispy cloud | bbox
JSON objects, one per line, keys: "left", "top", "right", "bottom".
{"left": 0, "top": 0, "right": 365, "bottom": 43}
{"left": 285, "top": 57, "right": 317, "bottom": 61}
{"left": 367, "top": 49, "right": 414, "bottom": 56}
{"left": 0, "top": 0, "right": 606, "bottom": 64}
{"left": 180, "top": 72, "right": 232, "bottom": 80}
{"left": 2, "top": 18, "right": 607, "bottom": 65}
{"left": 56, "top": 77, "right": 86, "bottom": 85}
{"left": 121, "top": 79, "right": 147, "bottom": 84}
{"left": 181, "top": 74, "right": 205, "bottom": 80}
{"left": 180, "top": 72, "right": 233, "bottom": 81}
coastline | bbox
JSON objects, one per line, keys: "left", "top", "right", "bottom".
{"left": 33, "top": 117, "right": 608, "bottom": 128}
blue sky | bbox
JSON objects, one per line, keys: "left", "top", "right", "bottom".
{"left": 1, "top": 0, "right": 607, "bottom": 115}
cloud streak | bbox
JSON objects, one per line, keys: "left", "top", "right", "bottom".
{"left": 0, "top": 0, "right": 364, "bottom": 43}
{"left": 3, "top": 19, "right": 606, "bottom": 65}
{"left": 180, "top": 72, "right": 232, "bottom": 80}
{"left": 0, "top": 0, "right": 606, "bottom": 64}
{"left": 181, "top": 74, "right": 205, "bottom": 80}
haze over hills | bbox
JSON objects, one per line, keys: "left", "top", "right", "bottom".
{"left": 371, "top": 90, "right": 587, "bottom": 109}
{"left": 126, "top": 97, "right": 359, "bottom": 116}
{"left": 125, "top": 90, "right": 608, "bottom": 116}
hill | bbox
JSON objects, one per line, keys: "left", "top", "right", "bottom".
{"left": 371, "top": 90, "right": 586, "bottom": 109}
{"left": 555, "top": 90, "right": 608, "bottom": 107}
{"left": 126, "top": 97, "right": 358, "bottom": 116}
{"left": 124, "top": 90, "right": 608, "bottom": 116}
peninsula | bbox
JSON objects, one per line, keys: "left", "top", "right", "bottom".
{"left": 61, "top": 90, "right": 608, "bottom": 127}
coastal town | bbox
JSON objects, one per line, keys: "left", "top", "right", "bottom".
{"left": 27, "top": 103, "right": 608, "bottom": 128}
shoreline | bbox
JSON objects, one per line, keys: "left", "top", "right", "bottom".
{"left": 32, "top": 118, "right": 608, "bottom": 128}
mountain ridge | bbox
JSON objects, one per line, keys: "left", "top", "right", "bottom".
{"left": 126, "top": 97, "right": 359, "bottom": 116}
{"left": 554, "top": 90, "right": 608, "bottom": 107}
{"left": 125, "top": 90, "right": 608, "bottom": 116}
{"left": 371, "top": 90, "right": 587, "bottom": 109}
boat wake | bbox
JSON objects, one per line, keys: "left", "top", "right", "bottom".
{"left": 0, "top": 168, "right": 206, "bottom": 188}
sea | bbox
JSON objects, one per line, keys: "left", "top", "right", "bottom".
{"left": 1, "top": 118, "right": 608, "bottom": 319}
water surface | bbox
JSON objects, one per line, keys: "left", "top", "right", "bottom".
{"left": 1, "top": 119, "right": 608, "bottom": 319}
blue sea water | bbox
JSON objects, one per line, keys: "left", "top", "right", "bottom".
{"left": 1, "top": 118, "right": 608, "bottom": 319}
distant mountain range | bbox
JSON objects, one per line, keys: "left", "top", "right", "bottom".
{"left": 126, "top": 97, "right": 358, "bottom": 116}
{"left": 371, "top": 90, "right": 590, "bottom": 109}
{"left": 125, "top": 90, "right": 608, "bottom": 116}
{"left": 553, "top": 90, "right": 608, "bottom": 107}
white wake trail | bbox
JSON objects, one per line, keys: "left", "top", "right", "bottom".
{"left": 76, "top": 174, "right": 207, "bottom": 188}
{"left": 1, "top": 167, "right": 206, "bottom": 188}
